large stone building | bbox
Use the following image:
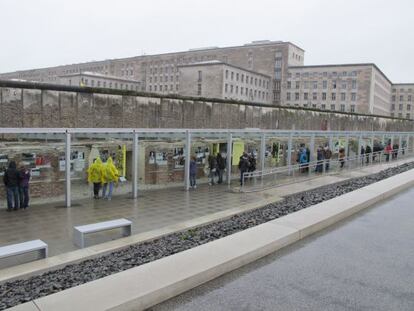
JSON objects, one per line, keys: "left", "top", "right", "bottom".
{"left": 59, "top": 72, "right": 140, "bottom": 91}
{"left": 0, "top": 40, "right": 413, "bottom": 118}
{"left": 0, "top": 40, "right": 304, "bottom": 106}
{"left": 178, "top": 61, "right": 271, "bottom": 103}
{"left": 285, "top": 64, "right": 392, "bottom": 115}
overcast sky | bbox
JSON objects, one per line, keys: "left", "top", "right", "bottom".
{"left": 1, "top": 0, "right": 413, "bottom": 82}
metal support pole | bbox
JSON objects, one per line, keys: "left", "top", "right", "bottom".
{"left": 260, "top": 133, "right": 266, "bottom": 175}
{"left": 345, "top": 134, "right": 349, "bottom": 158}
{"left": 227, "top": 132, "right": 233, "bottom": 187}
{"left": 399, "top": 135, "right": 402, "bottom": 158}
{"left": 370, "top": 134, "right": 374, "bottom": 164}
{"left": 407, "top": 134, "right": 410, "bottom": 155}
{"left": 329, "top": 135, "right": 333, "bottom": 151}
{"left": 357, "top": 134, "right": 362, "bottom": 167}
{"left": 184, "top": 130, "right": 191, "bottom": 191}
{"left": 132, "top": 131, "right": 139, "bottom": 199}
{"left": 65, "top": 131, "right": 71, "bottom": 208}
{"left": 309, "top": 134, "right": 315, "bottom": 163}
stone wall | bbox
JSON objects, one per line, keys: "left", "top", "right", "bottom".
{"left": 0, "top": 81, "right": 412, "bottom": 132}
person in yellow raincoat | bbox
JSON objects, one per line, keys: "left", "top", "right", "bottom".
{"left": 87, "top": 157, "right": 104, "bottom": 199}
{"left": 102, "top": 157, "right": 119, "bottom": 200}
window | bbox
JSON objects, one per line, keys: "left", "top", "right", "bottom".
{"left": 391, "top": 103, "right": 395, "bottom": 111}
{"left": 352, "top": 80, "right": 357, "bottom": 89}
{"left": 304, "top": 81, "right": 308, "bottom": 89}
{"left": 241, "top": 74, "right": 244, "bottom": 82}
{"left": 236, "top": 86, "right": 239, "bottom": 94}
{"left": 399, "top": 104, "right": 403, "bottom": 110}
{"left": 198, "top": 70, "right": 202, "bottom": 81}
{"left": 287, "top": 81, "right": 291, "bottom": 89}
{"left": 91, "top": 80, "right": 95, "bottom": 87}
{"left": 149, "top": 85, "right": 152, "bottom": 92}
{"left": 330, "top": 104, "right": 335, "bottom": 110}
{"left": 399, "top": 113, "right": 403, "bottom": 118}
{"left": 407, "top": 113, "right": 411, "bottom": 119}
{"left": 236, "top": 73, "right": 239, "bottom": 81}
{"left": 323, "top": 72, "right": 328, "bottom": 77}
{"left": 225, "top": 70, "right": 229, "bottom": 79}
{"left": 254, "top": 90, "right": 257, "bottom": 97}
{"left": 255, "top": 78, "right": 258, "bottom": 86}
{"left": 340, "top": 104, "right": 345, "bottom": 112}
{"left": 341, "top": 82, "right": 347, "bottom": 89}
{"left": 341, "top": 93, "right": 346, "bottom": 101}
{"left": 197, "top": 84, "right": 202, "bottom": 95}
{"left": 103, "top": 82, "right": 106, "bottom": 88}
{"left": 321, "top": 104, "right": 326, "bottom": 109}
{"left": 225, "top": 84, "right": 228, "bottom": 92}
{"left": 154, "top": 76, "right": 157, "bottom": 83}
{"left": 322, "top": 92, "right": 327, "bottom": 100}
{"left": 230, "top": 85, "right": 234, "bottom": 93}
{"left": 97, "top": 81, "right": 101, "bottom": 87}
{"left": 350, "top": 105, "right": 355, "bottom": 113}
{"left": 159, "top": 85, "right": 162, "bottom": 91}
{"left": 241, "top": 87, "right": 244, "bottom": 95}
{"left": 304, "top": 92, "right": 308, "bottom": 100}
{"left": 407, "top": 104, "right": 411, "bottom": 111}
{"left": 409, "top": 95, "right": 412, "bottom": 101}
{"left": 331, "top": 93, "right": 336, "bottom": 101}
{"left": 295, "top": 92, "right": 299, "bottom": 100}
{"left": 251, "top": 77, "right": 253, "bottom": 84}
{"left": 154, "top": 85, "right": 157, "bottom": 91}
{"left": 231, "top": 72, "right": 234, "bottom": 80}
{"left": 246, "top": 75, "right": 249, "bottom": 84}
{"left": 295, "top": 81, "right": 300, "bottom": 89}
{"left": 400, "top": 95, "right": 404, "bottom": 101}
{"left": 287, "top": 92, "right": 291, "bottom": 100}
{"left": 125, "top": 84, "right": 128, "bottom": 90}
{"left": 313, "top": 81, "right": 318, "bottom": 89}
{"left": 109, "top": 82, "right": 112, "bottom": 88}
{"left": 295, "top": 72, "right": 300, "bottom": 78}
{"left": 322, "top": 81, "right": 327, "bottom": 89}
{"left": 351, "top": 93, "right": 356, "bottom": 101}
{"left": 332, "top": 81, "right": 337, "bottom": 89}
{"left": 313, "top": 92, "right": 317, "bottom": 100}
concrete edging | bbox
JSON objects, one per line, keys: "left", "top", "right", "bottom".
{"left": 9, "top": 168, "right": 414, "bottom": 311}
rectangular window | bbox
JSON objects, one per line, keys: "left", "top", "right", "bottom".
{"left": 313, "top": 92, "right": 317, "bottom": 100}
{"left": 230, "top": 85, "right": 234, "bottom": 93}
{"left": 407, "top": 113, "right": 411, "bottom": 119}
{"left": 322, "top": 81, "right": 327, "bottom": 89}
{"left": 409, "top": 95, "right": 412, "bottom": 101}
{"left": 322, "top": 92, "right": 327, "bottom": 101}
{"left": 340, "top": 104, "right": 345, "bottom": 112}
{"left": 304, "top": 92, "right": 308, "bottom": 100}
{"left": 236, "top": 73, "right": 239, "bottom": 81}
{"left": 236, "top": 86, "right": 239, "bottom": 94}
{"left": 198, "top": 70, "right": 202, "bottom": 82}
{"left": 321, "top": 104, "right": 326, "bottom": 109}
{"left": 225, "top": 84, "right": 228, "bottom": 93}
{"left": 341, "top": 93, "right": 346, "bottom": 101}
{"left": 241, "top": 74, "right": 244, "bottom": 82}
{"left": 399, "top": 104, "right": 403, "bottom": 110}
{"left": 352, "top": 80, "right": 357, "bottom": 89}
{"left": 295, "top": 81, "right": 300, "bottom": 89}
{"left": 341, "top": 82, "right": 347, "bottom": 89}
{"left": 332, "top": 81, "right": 337, "bottom": 89}
{"left": 241, "top": 87, "right": 244, "bottom": 95}
{"left": 197, "top": 84, "right": 202, "bottom": 95}
{"left": 287, "top": 81, "right": 291, "bottom": 89}
{"left": 332, "top": 93, "right": 336, "bottom": 101}
{"left": 407, "top": 104, "right": 411, "bottom": 111}
{"left": 330, "top": 104, "right": 335, "bottom": 111}
{"left": 287, "top": 92, "right": 291, "bottom": 100}
{"left": 149, "top": 85, "right": 152, "bottom": 92}
{"left": 225, "top": 70, "right": 229, "bottom": 79}
{"left": 313, "top": 81, "right": 318, "bottom": 89}
{"left": 231, "top": 72, "right": 234, "bottom": 80}
{"left": 350, "top": 105, "right": 355, "bottom": 113}
{"left": 304, "top": 81, "right": 308, "bottom": 89}
{"left": 391, "top": 104, "right": 395, "bottom": 110}
{"left": 351, "top": 93, "right": 356, "bottom": 101}
{"left": 295, "top": 92, "right": 299, "bottom": 100}
{"left": 400, "top": 95, "right": 404, "bottom": 101}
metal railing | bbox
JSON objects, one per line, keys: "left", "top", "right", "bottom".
{"left": 240, "top": 147, "right": 414, "bottom": 192}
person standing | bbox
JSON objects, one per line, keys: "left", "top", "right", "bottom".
{"left": 18, "top": 163, "right": 31, "bottom": 209}
{"left": 208, "top": 154, "right": 217, "bottom": 185}
{"left": 3, "top": 161, "right": 20, "bottom": 211}
{"left": 87, "top": 157, "right": 104, "bottom": 199}
{"left": 360, "top": 146, "right": 365, "bottom": 165}
{"left": 102, "top": 157, "right": 119, "bottom": 200}
{"left": 324, "top": 146, "right": 332, "bottom": 171}
{"left": 384, "top": 143, "right": 392, "bottom": 162}
{"left": 189, "top": 156, "right": 197, "bottom": 189}
{"left": 315, "top": 147, "right": 324, "bottom": 173}
{"left": 238, "top": 152, "right": 250, "bottom": 186}
{"left": 339, "top": 147, "right": 346, "bottom": 168}
{"left": 365, "top": 145, "right": 372, "bottom": 164}
{"left": 216, "top": 153, "right": 226, "bottom": 184}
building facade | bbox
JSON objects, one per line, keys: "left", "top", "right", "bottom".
{"left": 177, "top": 61, "right": 271, "bottom": 104}
{"left": 391, "top": 84, "right": 414, "bottom": 119}
{"left": 285, "top": 64, "right": 392, "bottom": 115}
{"left": 59, "top": 72, "right": 140, "bottom": 91}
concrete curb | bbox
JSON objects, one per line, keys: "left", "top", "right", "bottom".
{"left": 9, "top": 168, "right": 414, "bottom": 311}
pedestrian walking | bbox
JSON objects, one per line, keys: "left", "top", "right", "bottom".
{"left": 208, "top": 154, "right": 217, "bottom": 185}
{"left": 190, "top": 156, "right": 197, "bottom": 189}
{"left": 3, "top": 161, "right": 20, "bottom": 211}
{"left": 339, "top": 147, "right": 346, "bottom": 168}
{"left": 324, "top": 146, "right": 332, "bottom": 171}
{"left": 384, "top": 143, "right": 392, "bottom": 162}
{"left": 365, "top": 145, "right": 372, "bottom": 164}
{"left": 18, "top": 163, "right": 31, "bottom": 209}
{"left": 102, "top": 157, "right": 119, "bottom": 200}
{"left": 88, "top": 157, "right": 104, "bottom": 199}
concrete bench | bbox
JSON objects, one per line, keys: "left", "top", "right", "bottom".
{"left": 0, "top": 240, "right": 48, "bottom": 263}
{"left": 73, "top": 218, "right": 132, "bottom": 248}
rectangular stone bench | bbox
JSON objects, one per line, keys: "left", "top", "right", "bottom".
{"left": 0, "top": 240, "right": 48, "bottom": 264}
{"left": 73, "top": 218, "right": 132, "bottom": 248}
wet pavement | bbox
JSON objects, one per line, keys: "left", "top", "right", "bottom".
{"left": 151, "top": 187, "right": 414, "bottom": 311}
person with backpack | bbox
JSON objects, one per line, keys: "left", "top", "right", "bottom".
{"left": 3, "top": 161, "right": 20, "bottom": 211}
{"left": 102, "top": 157, "right": 119, "bottom": 200}
{"left": 216, "top": 153, "right": 226, "bottom": 184}
{"left": 238, "top": 152, "right": 250, "bottom": 186}
{"left": 88, "top": 157, "right": 104, "bottom": 199}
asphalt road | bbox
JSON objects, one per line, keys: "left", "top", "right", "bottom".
{"left": 150, "top": 187, "right": 414, "bottom": 311}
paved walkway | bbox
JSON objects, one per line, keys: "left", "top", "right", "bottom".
{"left": 151, "top": 186, "right": 414, "bottom": 311}
{"left": 0, "top": 157, "right": 412, "bottom": 266}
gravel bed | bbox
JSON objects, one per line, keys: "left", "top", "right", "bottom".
{"left": 1, "top": 162, "right": 414, "bottom": 309}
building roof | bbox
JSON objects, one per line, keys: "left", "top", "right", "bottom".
{"left": 59, "top": 71, "right": 140, "bottom": 83}
{"left": 288, "top": 63, "right": 392, "bottom": 85}
{"left": 178, "top": 60, "right": 271, "bottom": 79}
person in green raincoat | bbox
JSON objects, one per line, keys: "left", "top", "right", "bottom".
{"left": 102, "top": 157, "right": 119, "bottom": 200}
{"left": 87, "top": 157, "right": 104, "bottom": 199}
